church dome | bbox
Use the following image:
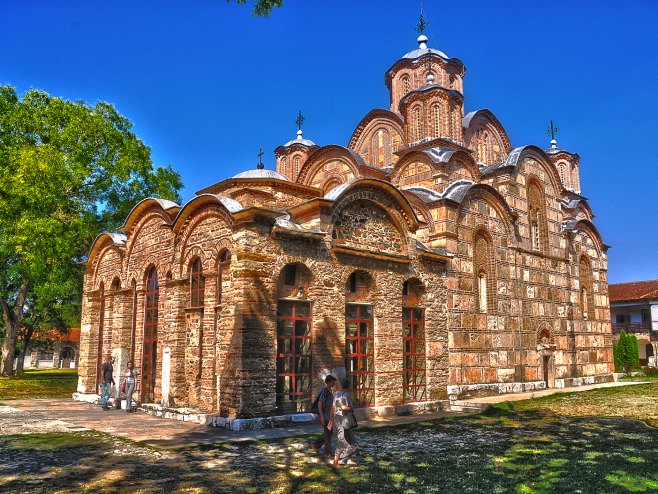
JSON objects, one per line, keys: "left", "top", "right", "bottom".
{"left": 401, "top": 35, "right": 449, "bottom": 61}
{"left": 282, "top": 129, "right": 317, "bottom": 148}
{"left": 232, "top": 169, "right": 291, "bottom": 181}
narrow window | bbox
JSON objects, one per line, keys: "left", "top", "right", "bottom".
{"left": 283, "top": 264, "right": 297, "bottom": 286}
{"left": 130, "top": 280, "right": 137, "bottom": 360}
{"left": 531, "top": 219, "right": 540, "bottom": 251}
{"left": 581, "top": 287, "right": 588, "bottom": 320}
{"left": 377, "top": 129, "right": 385, "bottom": 165}
{"left": 345, "top": 303, "right": 375, "bottom": 407}
{"left": 294, "top": 156, "right": 301, "bottom": 176}
{"left": 142, "top": 267, "right": 159, "bottom": 403}
{"left": 403, "top": 307, "right": 426, "bottom": 403}
{"left": 276, "top": 300, "right": 312, "bottom": 413}
{"left": 190, "top": 258, "right": 204, "bottom": 307}
{"left": 347, "top": 272, "right": 357, "bottom": 293}
{"left": 433, "top": 105, "right": 441, "bottom": 138}
{"left": 527, "top": 181, "right": 548, "bottom": 253}
{"left": 402, "top": 75, "right": 410, "bottom": 95}
{"left": 96, "top": 282, "right": 105, "bottom": 393}
{"left": 414, "top": 107, "right": 422, "bottom": 141}
{"left": 478, "top": 271, "right": 488, "bottom": 313}
{"left": 579, "top": 256, "right": 594, "bottom": 321}
{"left": 217, "top": 250, "right": 232, "bottom": 305}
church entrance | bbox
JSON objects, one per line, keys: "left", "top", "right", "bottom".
{"left": 142, "top": 267, "right": 159, "bottom": 403}
{"left": 542, "top": 355, "right": 550, "bottom": 387}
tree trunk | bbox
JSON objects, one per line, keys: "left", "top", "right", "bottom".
{"left": 0, "top": 280, "right": 30, "bottom": 376}
{"left": 15, "top": 327, "right": 34, "bottom": 376}
{"left": 0, "top": 319, "right": 18, "bottom": 376}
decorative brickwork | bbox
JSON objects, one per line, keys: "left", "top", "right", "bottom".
{"left": 78, "top": 35, "right": 613, "bottom": 418}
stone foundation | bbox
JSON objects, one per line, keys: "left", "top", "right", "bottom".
{"left": 447, "top": 381, "right": 547, "bottom": 402}
{"left": 555, "top": 373, "right": 614, "bottom": 388}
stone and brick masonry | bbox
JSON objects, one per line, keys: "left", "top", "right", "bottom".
{"left": 76, "top": 33, "right": 613, "bottom": 420}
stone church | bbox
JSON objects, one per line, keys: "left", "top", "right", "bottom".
{"left": 77, "top": 31, "right": 613, "bottom": 418}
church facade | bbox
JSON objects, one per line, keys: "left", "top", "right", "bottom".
{"left": 77, "top": 33, "right": 614, "bottom": 418}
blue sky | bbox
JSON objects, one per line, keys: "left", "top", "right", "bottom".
{"left": 1, "top": 0, "right": 657, "bottom": 283}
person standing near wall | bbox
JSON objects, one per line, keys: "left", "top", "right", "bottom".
{"left": 124, "top": 361, "right": 138, "bottom": 413}
{"left": 310, "top": 374, "right": 337, "bottom": 459}
{"left": 100, "top": 355, "right": 115, "bottom": 411}
{"left": 333, "top": 378, "right": 359, "bottom": 467}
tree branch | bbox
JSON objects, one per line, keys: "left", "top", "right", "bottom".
{"left": 13, "top": 279, "right": 29, "bottom": 324}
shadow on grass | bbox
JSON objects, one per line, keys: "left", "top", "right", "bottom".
{"left": 1, "top": 408, "right": 657, "bottom": 493}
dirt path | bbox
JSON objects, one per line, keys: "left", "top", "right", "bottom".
{"left": 2, "top": 398, "right": 453, "bottom": 448}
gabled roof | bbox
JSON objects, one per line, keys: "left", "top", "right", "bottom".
{"left": 609, "top": 280, "right": 658, "bottom": 303}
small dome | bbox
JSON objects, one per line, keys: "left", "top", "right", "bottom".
{"left": 402, "top": 47, "right": 449, "bottom": 61}
{"left": 232, "top": 169, "right": 291, "bottom": 181}
{"left": 283, "top": 130, "right": 317, "bottom": 148}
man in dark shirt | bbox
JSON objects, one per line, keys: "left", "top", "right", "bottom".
{"left": 311, "top": 374, "right": 337, "bottom": 459}
{"left": 100, "top": 355, "right": 115, "bottom": 411}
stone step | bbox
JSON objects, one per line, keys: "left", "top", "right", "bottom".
{"left": 449, "top": 401, "right": 492, "bottom": 414}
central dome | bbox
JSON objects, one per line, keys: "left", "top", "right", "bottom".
{"left": 233, "top": 169, "right": 291, "bottom": 181}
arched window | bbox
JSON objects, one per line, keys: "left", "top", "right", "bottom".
{"left": 276, "top": 264, "right": 312, "bottom": 413}
{"left": 449, "top": 74, "right": 455, "bottom": 89}
{"left": 414, "top": 106, "right": 422, "bottom": 142}
{"left": 474, "top": 231, "right": 496, "bottom": 314}
{"left": 96, "top": 282, "right": 105, "bottom": 392}
{"left": 402, "top": 75, "right": 410, "bottom": 95}
{"left": 142, "top": 267, "right": 159, "bottom": 403}
{"left": 345, "top": 270, "right": 375, "bottom": 407}
{"left": 556, "top": 161, "right": 567, "bottom": 189}
{"left": 402, "top": 279, "right": 426, "bottom": 403}
{"left": 433, "top": 105, "right": 441, "bottom": 138}
{"left": 377, "top": 129, "right": 386, "bottom": 165}
{"left": 130, "top": 279, "right": 137, "bottom": 360}
{"left": 217, "top": 249, "right": 232, "bottom": 305}
{"left": 294, "top": 156, "right": 301, "bottom": 177}
{"left": 527, "top": 180, "right": 549, "bottom": 253}
{"left": 579, "top": 256, "right": 595, "bottom": 321}
{"left": 189, "top": 258, "right": 204, "bottom": 307}
{"left": 281, "top": 157, "right": 288, "bottom": 175}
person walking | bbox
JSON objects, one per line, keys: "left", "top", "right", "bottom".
{"left": 124, "top": 361, "right": 138, "bottom": 413}
{"left": 100, "top": 355, "right": 115, "bottom": 411}
{"left": 310, "top": 375, "right": 337, "bottom": 460}
{"left": 333, "top": 378, "right": 358, "bottom": 467}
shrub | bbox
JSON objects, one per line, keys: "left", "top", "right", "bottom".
{"left": 614, "top": 330, "right": 640, "bottom": 373}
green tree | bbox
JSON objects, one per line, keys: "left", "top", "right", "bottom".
{"left": 0, "top": 86, "right": 182, "bottom": 375}
{"left": 614, "top": 330, "right": 640, "bottom": 374}
{"left": 229, "top": 0, "right": 283, "bottom": 17}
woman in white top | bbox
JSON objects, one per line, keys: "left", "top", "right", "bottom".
{"left": 332, "top": 378, "right": 358, "bottom": 467}
{"left": 124, "top": 361, "right": 139, "bottom": 413}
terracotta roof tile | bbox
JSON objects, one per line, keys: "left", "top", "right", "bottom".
{"left": 609, "top": 280, "right": 658, "bottom": 302}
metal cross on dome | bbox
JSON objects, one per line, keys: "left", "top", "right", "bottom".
{"left": 257, "top": 148, "right": 264, "bottom": 170}
{"left": 294, "top": 110, "right": 305, "bottom": 131}
{"left": 415, "top": 13, "right": 429, "bottom": 35}
{"left": 546, "top": 120, "right": 559, "bottom": 141}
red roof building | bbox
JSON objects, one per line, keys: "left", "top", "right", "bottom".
{"left": 608, "top": 280, "right": 657, "bottom": 365}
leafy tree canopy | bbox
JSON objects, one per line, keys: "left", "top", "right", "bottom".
{"left": 0, "top": 86, "right": 182, "bottom": 374}
{"left": 229, "top": 0, "right": 283, "bottom": 17}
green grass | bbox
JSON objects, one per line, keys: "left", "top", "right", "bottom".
{"left": 509, "top": 379, "right": 658, "bottom": 428}
{"left": 0, "top": 368, "right": 78, "bottom": 400}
